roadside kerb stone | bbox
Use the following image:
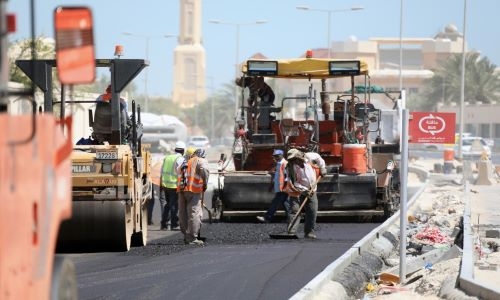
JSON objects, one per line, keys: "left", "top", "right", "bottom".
{"left": 459, "top": 183, "right": 500, "bottom": 300}
{"left": 290, "top": 165, "right": 429, "bottom": 299}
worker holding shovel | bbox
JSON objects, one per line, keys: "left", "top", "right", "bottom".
{"left": 282, "top": 148, "right": 323, "bottom": 239}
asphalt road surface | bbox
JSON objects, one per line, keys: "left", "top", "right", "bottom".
{"left": 67, "top": 149, "right": 424, "bottom": 300}
{"left": 69, "top": 221, "right": 379, "bottom": 300}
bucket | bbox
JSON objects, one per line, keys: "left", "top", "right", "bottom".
{"left": 342, "top": 144, "right": 367, "bottom": 174}
{"left": 443, "top": 148, "right": 454, "bottom": 162}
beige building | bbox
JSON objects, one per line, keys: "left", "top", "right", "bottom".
{"left": 331, "top": 24, "right": 465, "bottom": 94}
{"left": 250, "top": 24, "right": 499, "bottom": 142}
{"left": 330, "top": 24, "right": 499, "bottom": 142}
{"left": 172, "top": 0, "right": 206, "bottom": 108}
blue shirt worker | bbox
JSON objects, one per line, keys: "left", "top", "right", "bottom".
{"left": 160, "top": 141, "right": 186, "bottom": 230}
{"left": 257, "top": 149, "right": 290, "bottom": 223}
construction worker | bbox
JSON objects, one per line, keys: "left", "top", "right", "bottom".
{"left": 304, "top": 151, "right": 327, "bottom": 178}
{"left": 284, "top": 148, "right": 320, "bottom": 239}
{"left": 96, "top": 84, "right": 128, "bottom": 111}
{"left": 177, "top": 148, "right": 209, "bottom": 245}
{"left": 148, "top": 159, "right": 164, "bottom": 225}
{"left": 257, "top": 149, "right": 290, "bottom": 223}
{"left": 185, "top": 146, "right": 196, "bottom": 160}
{"left": 159, "top": 141, "right": 186, "bottom": 230}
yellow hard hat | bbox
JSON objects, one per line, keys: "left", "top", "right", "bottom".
{"left": 186, "top": 146, "right": 196, "bottom": 157}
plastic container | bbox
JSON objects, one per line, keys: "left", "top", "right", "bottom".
{"left": 342, "top": 144, "right": 367, "bottom": 174}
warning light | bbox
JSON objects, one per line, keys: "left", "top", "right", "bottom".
{"left": 306, "top": 49, "right": 313, "bottom": 58}
{"left": 114, "top": 45, "right": 124, "bottom": 58}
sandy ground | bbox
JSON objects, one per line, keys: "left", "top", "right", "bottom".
{"left": 361, "top": 157, "right": 500, "bottom": 300}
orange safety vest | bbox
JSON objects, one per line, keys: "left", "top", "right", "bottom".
{"left": 177, "top": 156, "right": 205, "bottom": 193}
{"left": 101, "top": 93, "right": 112, "bottom": 101}
{"left": 277, "top": 159, "right": 287, "bottom": 192}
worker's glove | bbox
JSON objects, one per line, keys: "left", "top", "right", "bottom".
{"left": 300, "top": 190, "right": 310, "bottom": 197}
{"left": 320, "top": 167, "right": 327, "bottom": 177}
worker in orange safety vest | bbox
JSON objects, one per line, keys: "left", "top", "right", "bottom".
{"left": 177, "top": 148, "right": 209, "bottom": 245}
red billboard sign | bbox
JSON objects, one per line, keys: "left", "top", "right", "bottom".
{"left": 409, "top": 112, "right": 456, "bottom": 144}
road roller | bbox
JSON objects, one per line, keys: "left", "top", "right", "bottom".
{"left": 212, "top": 56, "right": 402, "bottom": 221}
{"left": 16, "top": 58, "right": 152, "bottom": 251}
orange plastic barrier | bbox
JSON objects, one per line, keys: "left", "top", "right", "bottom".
{"left": 443, "top": 148, "right": 454, "bottom": 161}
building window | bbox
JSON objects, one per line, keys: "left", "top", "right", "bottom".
{"left": 494, "top": 124, "right": 500, "bottom": 138}
{"left": 465, "top": 124, "right": 476, "bottom": 136}
{"left": 479, "top": 123, "right": 490, "bottom": 138}
{"left": 408, "top": 87, "right": 419, "bottom": 94}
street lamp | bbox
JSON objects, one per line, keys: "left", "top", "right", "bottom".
{"left": 206, "top": 76, "right": 215, "bottom": 142}
{"left": 296, "top": 5, "right": 363, "bottom": 58}
{"left": 121, "top": 32, "right": 175, "bottom": 112}
{"left": 458, "top": 0, "right": 467, "bottom": 162}
{"left": 209, "top": 19, "right": 268, "bottom": 116}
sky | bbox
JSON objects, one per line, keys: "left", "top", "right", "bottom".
{"left": 8, "top": 0, "right": 500, "bottom": 98}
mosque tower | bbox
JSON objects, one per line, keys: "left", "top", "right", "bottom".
{"left": 172, "top": 0, "right": 206, "bottom": 108}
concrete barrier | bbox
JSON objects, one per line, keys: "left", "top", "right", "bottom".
{"left": 459, "top": 183, "right": 500, "bottom": 300}
{"left": 475, "top": 160, "right": 493, "bottom": 185}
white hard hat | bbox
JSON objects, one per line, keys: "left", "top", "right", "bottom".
{"left": 175, "top": 141, "right": 186, "bottom": 149}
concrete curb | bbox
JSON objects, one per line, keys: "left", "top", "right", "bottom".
{"left": 290, "top": 166, "right": 429, "bottom": 299}
{"left": 459, "top": 184, "right": 500, "bottom": 300}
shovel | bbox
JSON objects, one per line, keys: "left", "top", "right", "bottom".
{"left": 197, "top": 191, "right": 211, "bottom": 242}
{"left": 269, "top": 193, "right": 310, "bottom": 239}
{"left": 269, "top": 176, "right": 321, "bottom": 240}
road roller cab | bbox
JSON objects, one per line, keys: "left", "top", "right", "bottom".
{"left": 16, "top": 57, "right": 152, "bottom": 251}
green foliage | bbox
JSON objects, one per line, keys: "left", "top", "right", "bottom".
{"left": 412, "top": 52, "right": 500, "bottom": 111}
{"left": 9, "top": 37, "right": 55, "bottom": 87}
{"left": 183, "top": 90, "right": 237, "bottom": 140}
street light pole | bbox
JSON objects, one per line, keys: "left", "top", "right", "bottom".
{"left": 206, "top": 76, "right": 215, "bottom": 142}
{"left": 399, "top": 0, "right": 404, "bottom": 91}
{"left": 209, "top": 20, "right": 268, "bottom": 116}
{"left": 459, "top": 0, "right": 467, "bottom": 161}
{"left": 296, "top": 6, "right": 363, "bottom": 58}
{"left": 121, "top": 32, "right": 175, "bottom": 112}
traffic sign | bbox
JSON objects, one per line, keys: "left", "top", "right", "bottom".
{"left": 409, "top": 112, "right": 455, "bottom": 144}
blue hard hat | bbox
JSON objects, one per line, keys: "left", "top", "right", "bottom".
{"left": 272, "top": 149, "right": 284, "bottom": 156}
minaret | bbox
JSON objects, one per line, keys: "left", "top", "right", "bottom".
{"left": 172, "top": 0, "right": 206, "bottom": 108}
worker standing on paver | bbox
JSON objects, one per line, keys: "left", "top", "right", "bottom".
{"left": 257, "top": 149, "right": 290, "bottom": 223}
{"left": 177, "top": 148, "right": 209, "bottom": 245}
{"left": 160, "top": 141, "right": 186, "bottom": 230}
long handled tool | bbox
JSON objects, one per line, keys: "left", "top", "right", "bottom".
{"left": 197, "top": 191, "right": 212, "bottom": 242}
{"left": 269, "top": 194, "right": 310, "bottom": 239}
{"left": 269, "top": 176, "right": 322, "bottom": 239}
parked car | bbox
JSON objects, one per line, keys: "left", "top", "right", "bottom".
{"left": 455, "top": 136, "right": 491, "bottom": 160}
{"left": 187, "top": 135, "right": 210, "bottom": 149}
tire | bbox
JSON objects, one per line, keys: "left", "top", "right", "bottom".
{"left": 51, "top": 256, "right": 78, "bottom": 300}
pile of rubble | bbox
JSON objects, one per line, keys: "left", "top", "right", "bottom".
{"left": 359, "top": 159, "right": 500, "bottom": 299}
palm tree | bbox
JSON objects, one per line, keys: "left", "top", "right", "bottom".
{"left": 417, "top": 52, "right": 500, "bottom": 111}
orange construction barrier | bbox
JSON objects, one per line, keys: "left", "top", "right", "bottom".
{"left": 443, "top": 148, "right": 454, "bottom": 161}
